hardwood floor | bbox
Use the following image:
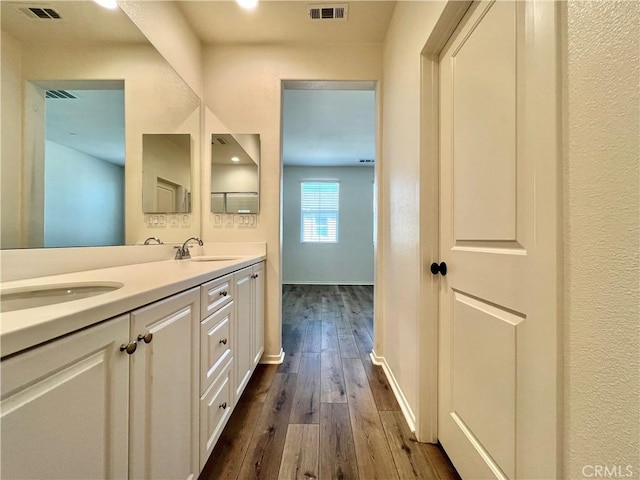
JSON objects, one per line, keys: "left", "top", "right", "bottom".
{"left": 199, "top": 285, "right": 460, "bottom": 480}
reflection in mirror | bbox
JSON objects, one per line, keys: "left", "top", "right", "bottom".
{"left": 46, "top": 84, "right": 125, "bottom": 247}
{"left": 211, "top": 134, "right": 260, "bottom": 214}
{"left": 0, "top": 1, "right": 201, "bottom": 249}
{"left": 143, "top": 134, "right": 192, "bottom": 214}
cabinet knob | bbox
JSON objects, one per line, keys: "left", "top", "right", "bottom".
{"left": 251, "top": 273, "right": 259, "bottom": 279}
{"left": 219, "top": 338, "right": 228, "bottom": 345}
{"left": 219, "top": 290, "right": 228, "bottom": 297}
{"left": 219, "top": 402, "right": 227, "bottom": 410}
{"left": 120, "top": 341, "right": 137, "bottom": 355}
{"left": 137, "top": 332, "right": 153, "bottom": 344}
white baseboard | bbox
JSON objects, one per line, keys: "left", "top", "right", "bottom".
{"left": 370, "top": 349, "right": 416, "bottom": 433}
{"left": 260, "top": 348, "right": 285, "bottom": 364}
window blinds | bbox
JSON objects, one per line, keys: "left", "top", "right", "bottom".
{"left": 300, "top": 181, "right": 339, "bottom": 243}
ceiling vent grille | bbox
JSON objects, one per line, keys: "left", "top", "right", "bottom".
{"left": 46, "top": 90, "right": 77, "bottom": 100}
{"left": 308, "top": 4, "right": 348, "bottom": 21}
{"left": 212, "top": 137, "right": 229, "bottom": 145}
{"left": 21, "top": 7, "right": 62, "bottom": 19}
{"left": 359, "top": 159, "right": 375, "bottom": 164}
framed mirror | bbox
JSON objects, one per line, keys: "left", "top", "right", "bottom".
{"left": 210, "top": 134, "right": 260, "bottom": 214}
{"left": 1, "top": 1, "right": 201, "bottom": 249}
{"left": 142, "top": 134, "right": 192, "bottom": 214}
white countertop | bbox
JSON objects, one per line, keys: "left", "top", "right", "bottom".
{"left": 0, "top": 254, "right": 265, "bottom": 358}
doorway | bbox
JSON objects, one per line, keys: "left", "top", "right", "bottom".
{"left": 280, "top": 80, "right": 378, "bottom": 359}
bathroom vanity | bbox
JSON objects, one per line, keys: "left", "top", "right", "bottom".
{"left": 0, "top": 255, "right": 265, "bottom": 479}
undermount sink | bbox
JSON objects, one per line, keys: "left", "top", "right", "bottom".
{"left": 190, "top": 255, "right": 241, "bottom": 262}
{"left": 0, "top": 282, "right": 124, "bottom": 313}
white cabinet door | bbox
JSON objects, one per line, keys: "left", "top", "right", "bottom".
{"left": 0, "top": 315, "right": 130, "bottom": 480}
{"left": 129, "top": 288, "right": 200, "bottom": 480}
{"left": 234, "top": 267, "right": 253, "bottom": 401}
{"left": 252, "top": 262, "right": 265, "bottom": 367}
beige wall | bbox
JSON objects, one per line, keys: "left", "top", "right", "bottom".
{"left": 563, "top": 1, "right": 640, "bottom": 476}
{"left": 201, "top": 43, "right": 382, "bottom": 361}
{"left": 119, "top": 1, "right": 203, "bottom": 98}
{"left": 380, "top": 0, "right": 447, "bottom": 427}
{"left": 1, "top": 32, "right": 23, "bottom": 249}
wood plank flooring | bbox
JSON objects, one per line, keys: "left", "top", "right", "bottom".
{"left": 199, "top": 285, "right": 460, "bottom": 480}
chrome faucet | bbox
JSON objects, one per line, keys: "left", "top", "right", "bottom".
{"left": 174, "top": 237, "right": 203, "bottom": 260}
{"left": 143, "top": 237, "right": 163, "bottom": 245}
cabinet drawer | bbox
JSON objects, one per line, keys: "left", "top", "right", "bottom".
{"left": 200, "top": 302, "right": 233, "bottom": 394}
{"left": 200, "top": 274, "right": 233, "bottom": 319}
{"left": 200, "top": 359, "right": 233, "bottom": 471}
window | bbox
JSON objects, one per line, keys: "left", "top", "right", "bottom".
{"left": 300, "top": 181, "right": 339, "bottom": 243}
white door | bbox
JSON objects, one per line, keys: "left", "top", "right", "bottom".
{"left": 437, "top": 1, "right": 560, "bottom": 479}
{"left": 157, "top": 178, "right": 177, "bottom": 212}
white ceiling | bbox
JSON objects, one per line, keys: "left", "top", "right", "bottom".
{"left": 282, "top": 87, "right": 376, "bottom": 167}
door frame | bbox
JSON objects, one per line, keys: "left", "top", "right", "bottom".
{"left": 416, "top": 0, "right": 473, "bottom": 443}
{"left": 417, "top": 6, "right": 563, "bottom": 472}
{"left": 278, "top": 80, "right": 380, "bottom": 354}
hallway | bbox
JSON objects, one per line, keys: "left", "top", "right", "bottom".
{"left": 200, "top": 285, "right": 460, "bottom": 479}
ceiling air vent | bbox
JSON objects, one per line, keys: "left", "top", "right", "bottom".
{"left": 308, "top": 4, "right": 348, "bottom": 21}
{"left": 46, "top": 90, "right": 77, "bottom": 100}
{"left": 359, "top": 159, "right": 375, "bottom": 164}
{"left": 212, "top": 137, "right": 229, "bottom": 145}
{"left": 21, "top": 7, "right": 62, "bottom": 19}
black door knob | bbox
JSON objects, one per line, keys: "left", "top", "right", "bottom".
{"left": 430, "top": 262, "right": 447, "bottom": 276}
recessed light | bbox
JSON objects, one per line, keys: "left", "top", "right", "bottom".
{"left": 94, "top": 0, "right": 118, "bottom": 10}
{"left": 236, "top": 0, "right": 258, "bottom": 10}
{"left": 231, "top": 156, "right": 240, "bottom": 163}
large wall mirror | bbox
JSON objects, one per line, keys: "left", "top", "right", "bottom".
{"left": 1, "top": 1, "right": 201, "bottom": 249}
{"left": 211, "top": 134, "right": 260, "bottom": 214}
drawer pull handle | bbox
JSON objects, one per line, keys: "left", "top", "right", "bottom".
{"left": 219, "top": 338, "right": 228, "bottom": 345}
{"left": 219, "top": 290, "right": 228, "bottom": 297}
{"left": 219, "top": 402, "right": 227, "bottom": 410}
{"left": 137, "top": 332, "right": 153, "bottom": 344}
{"left": 120, "top": 342, "right": 137, "bottom": 355}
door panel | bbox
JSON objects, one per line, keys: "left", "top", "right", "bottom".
{"left": 452, "top": 0, "right": 517, "bottom": 242}
{"left": 452, "top": 292, "right": 522, "bottom": 478}
{"left": 438, "top": 1, "right": 559, "bottom": 479}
